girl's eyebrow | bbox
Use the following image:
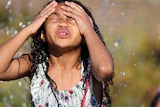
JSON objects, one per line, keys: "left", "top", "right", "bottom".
{"left": 51, "top": 12, "right": 60, "bottom": 16}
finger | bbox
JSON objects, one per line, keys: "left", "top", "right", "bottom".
{"left": 39, "top": 1, "right": 57, "bottom": 16}
{"left": 64, "top": 1, "right": 83, "bottom": 13}
{"left": 63, "top": 9, "right": 80, "bottom": 21}
{"left": 42, "top": 8, "right": 56, "bottom": 19}
{"left": 41, "top": 1, "right": 57, "bottom": 13}
{"left": 61, "top": 5, "right": 80, "bottom": 17}
{"left": 88, "top": 16, "right": 93, "bottom": 27}
{"left": 40, "top": 3, "right": 57, "bottom": 16}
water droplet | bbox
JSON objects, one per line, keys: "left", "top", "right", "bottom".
{"left": 9, "top": 9, "right": 13, "bottom": 14}
{"left": 141, "top": 104, "right": 145, "bottom": 107}
{"left": 124, "top": 84, "right": 128, "bottom": 87}
{"left": 28, "top": 2, "right": 33, "bottom": 7}
{"left": 22, "top": 102, "right": 27, "bottom": 107}
{"left": 22, "top": 93, "right": 27, "bottom": 99}
{"left": 27, "top": 21, "right": 31, "bottom": 25}
{"left": 114, "top": 39, "right": 123, "bottom": 47}
{"left": 2, "top": 96, "right": 7, "bottom": 103}
{"left": 22, "top": 25, "right": 26, "bottom": 28}
{"left": 19, "top": 22, "right": 23, "bottom": 27}
{"left": 120, "top": 12, "right": 125, "bottom": 16}
{"left": 6, "top": 30, "right": 9, "bottom": 35}
{"left": 18, "top": 81, "right": 22, "bottom": 87}
{"left": 120, "top": 71, "right": 126, "bottom": 76}
{"left": 111, "top": 2, "right": 115, "bottom": 6}
{"left": 10, "top": 94, "right": 14, "bottom": 100}
{"left": 14, "top": 30, "right": 18, "bottom": 35}
{"left": 6, "top": 0, "right": 12, "bottom": 9}
{"left": 132, "top": 53, "right": 136, "bottom": 56}
{"left": 114, "top": 42, "right": 119, "bottom": 47}
{"left": 9, "top": 16, "right": 14, "bottom": 24}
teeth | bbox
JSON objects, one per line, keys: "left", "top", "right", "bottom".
{"left": 60, "top": 32, "right": 66, "bottom": 35}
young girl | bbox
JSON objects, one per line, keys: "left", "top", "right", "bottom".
{"left": 0, "top": 0, "right": 114, "bottom": 106}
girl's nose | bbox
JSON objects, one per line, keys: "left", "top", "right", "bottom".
{"left": 58, "top": 18, "right": 68, "bottom": 27}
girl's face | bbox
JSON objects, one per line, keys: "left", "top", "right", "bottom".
{"left": 44, "top": 2, "right": 82, "bottom": 51}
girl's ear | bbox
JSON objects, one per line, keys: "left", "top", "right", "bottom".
{"left": 40, "top": 31, "right": 46, "bottom": 42}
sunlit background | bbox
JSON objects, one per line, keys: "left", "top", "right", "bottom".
{"left": 0, "top": 0, "right": 160, "bottom": 107}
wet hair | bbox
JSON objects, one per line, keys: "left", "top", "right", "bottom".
{"left": 30, "top": 0, "right": 113, "bottom": 106}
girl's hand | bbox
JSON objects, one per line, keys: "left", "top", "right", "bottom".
{"left": 26, "top": 1, "right": 58, "bottom": 36}
{"left": 61, "top": 1, "right": 93, "bottom": 36}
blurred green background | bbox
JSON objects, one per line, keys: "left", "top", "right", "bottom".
{"left": 0, "top": 0, "right": 160, "bottom": 107}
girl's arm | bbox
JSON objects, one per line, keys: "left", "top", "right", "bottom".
{"left": 83, "top": 27, "right": 114, "bottom": 82}
{"left": 0, "top": 1, "right": 58, "bottom": 81}
{"left": 62, "top": 1, "right": 114, "bottom": 82}
{"left": 0, "top": 27, "right": 32, "bottom": 81}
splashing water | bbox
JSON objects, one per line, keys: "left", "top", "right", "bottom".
{"left": 5, "top": 0, "right": 12, "bottom": 9}
{"left": 0, "top": 0, "right": 160, "bottom": 107}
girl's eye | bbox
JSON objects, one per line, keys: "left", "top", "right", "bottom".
{"left": 48, "top": 13, "right": 60, "bottom": 21}
{"left": 48, "top": 16, "right": 60, "bottom": 21}
{"left": 67, "top": 17, "right": 76, "bottom": 23}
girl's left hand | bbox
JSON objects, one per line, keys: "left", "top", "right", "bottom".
{"left": 61, "top": 1, "right": 93, "bottom": 36}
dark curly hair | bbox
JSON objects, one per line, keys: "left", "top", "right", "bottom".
{"left": 30, "top": 0, "right": 113, "bottom": 106}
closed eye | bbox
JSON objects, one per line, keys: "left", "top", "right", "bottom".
{"left": 67, "top": 16, "right": 76, "bottom": 23}
{"left": 48, "top": 12, "right": 60, "bottom": 21}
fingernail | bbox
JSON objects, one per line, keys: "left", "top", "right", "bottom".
{"left": 65, "top": 1, "right": 69, "bottom": 4}
{"left": 52, "top": 0, "right": 56, "bottom": 3}
{"left": 61, "top": 5, "right": 65, "bottom": 8}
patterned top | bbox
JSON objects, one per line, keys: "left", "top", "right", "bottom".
{"left": 30, "top": 61, "right": 110, "bottom": 107}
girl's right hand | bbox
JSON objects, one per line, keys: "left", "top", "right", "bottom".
{"left": 26, "top": 1, "right": 57, "bottom": 36}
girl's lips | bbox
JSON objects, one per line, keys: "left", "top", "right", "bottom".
{"left": 56, "top": 29, "right": 70, "bottom": 38}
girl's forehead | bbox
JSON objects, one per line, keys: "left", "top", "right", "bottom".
{"left": 55, "top": 2, "right": 65, "bottom": 10}
{"left": 48, "top": 2, "right": 66, "bottom": 17}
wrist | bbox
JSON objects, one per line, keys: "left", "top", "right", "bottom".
{"left": 24, "top": 26, "right": 35, "bottom": 36}
{"left": 19, "top": 26, "right": 34, "bottom": 40}
{"left": 83, "top": 28, "right": 95, "bottom": 38}
{"left": 27, "top": 27, "right": 33, "bottom": 35}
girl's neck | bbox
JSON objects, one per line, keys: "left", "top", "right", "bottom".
{"left": 49, "top": 48, "right": 81, "bottom": 71}
{"left": 47, "top": 49, "right": 82, "bottom": 90}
